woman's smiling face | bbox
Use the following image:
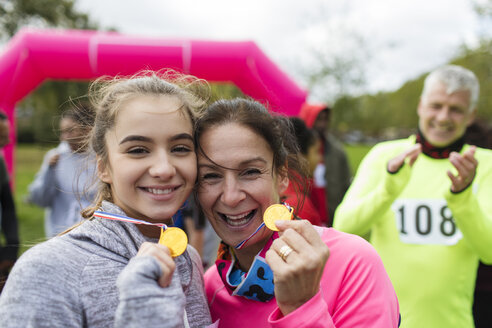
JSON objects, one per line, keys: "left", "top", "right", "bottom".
{"left": 197, "top": 123, "right": 288, "bottom": 249}
{"left": 98, "top": 94, "right": 196, "bottom": 224}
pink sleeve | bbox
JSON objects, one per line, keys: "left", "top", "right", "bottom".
{"left": 268, "top": 291, "right": 335, "bottom": 328}
{"left": 330, "top": 237, "right": 400, "bottom": 327}
{"left": 269, "top": 230, "right": 400, "bottom": 328}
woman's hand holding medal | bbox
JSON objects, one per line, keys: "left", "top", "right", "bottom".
{"left": 265, "top": 215, "right": 330, "bottom": 316}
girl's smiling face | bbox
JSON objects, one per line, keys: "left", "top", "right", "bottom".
{"left": 98, "top": 94, "right": 196, "bottom": 224}
{"left": 197, "top": 123, "right": 288, "bottom": 250}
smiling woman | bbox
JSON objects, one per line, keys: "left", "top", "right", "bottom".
{"left": 0, "top": 70, "right": 212, "bottom": 328}
{"left": 197, "top": 122, "right": 285, "bottom": 255}
{"left": 194, "top": 98, "right": 400, "bottom": 327}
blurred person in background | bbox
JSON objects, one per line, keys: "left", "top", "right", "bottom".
{"left": 335, "top": 65, "right": 492, "bottom": 328}
{"left": 282, "top": 117, "right": 323, "bottom": 226}
{"left": 299, "top": 103, "right": 351, "bottom": 226}
{"left": 0, "top": 111, "right": 19, "bottom": 293}
{"left": 27, "top": 103, "right": 97, "bottom": 237}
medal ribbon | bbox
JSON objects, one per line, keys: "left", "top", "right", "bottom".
{"left": 235, "top": 222, "right": 265, "bottom": 250}
{"left": 93, "top": 210, "right": 169, "bottom": 230}
{"left": 234, "top": 203, "right": 293, "bottom": 250}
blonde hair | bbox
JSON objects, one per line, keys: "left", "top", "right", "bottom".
{"left": 81, "top": 69, "right": 209, "bottom": 219}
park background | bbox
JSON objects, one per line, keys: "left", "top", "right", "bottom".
{"left": 0, "top": 0, "right": 491, "bottom": 252}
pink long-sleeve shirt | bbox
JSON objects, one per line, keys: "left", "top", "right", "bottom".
{"left": 205, "top": 227, "right": 400, "bottom": 327}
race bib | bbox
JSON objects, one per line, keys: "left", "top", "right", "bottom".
{"left": 392, "top": 199, "right": 462, "bottom": 245}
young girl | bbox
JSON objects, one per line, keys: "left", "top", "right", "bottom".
{"left": 0, "top": 71, "right": 212, "bottom": 327}
{"left": 115, "top": 98, "right": 400, "bottom": 327}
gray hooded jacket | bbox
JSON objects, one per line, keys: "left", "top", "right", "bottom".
{"left": 0, "top": 201, "right": 211, "bottom": 327}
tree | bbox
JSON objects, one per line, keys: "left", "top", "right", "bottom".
{"left": 303, "top": 26, "right": 369, "bottom": 104}
{"left": 329, "top": 0, "right": 492, "bottom": 142}
{"left": 473, "top": 0, "right": 492, "bottom": 18}
{"left": 0, "top": 0, "right": 96, "bottom": 41}
{"left": 0, "top": 0, "right": 100, "bottom": 143}
{"left": 332, "top": 44, "right": 492, "bottom": 141}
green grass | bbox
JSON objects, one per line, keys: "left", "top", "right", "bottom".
{"left": 12, "top": 143, "right": 373, "bottom": 255}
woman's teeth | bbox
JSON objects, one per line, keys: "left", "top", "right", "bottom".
{"left": 146, "top": 187, "right": 173, "bottom": 195}
{"left": 226, "top": 212, "right": 250, "bottom": 220}
{"left": 222, "top": 210, "right": 255, "bottom": 226}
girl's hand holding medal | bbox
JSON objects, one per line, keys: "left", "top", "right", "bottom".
{"left": 93, "top": 211, "right": 189, "bottom": 287}
{"left": 136, "top": 242, "right": 176, "bottom": 288}
{"left": 134, "top": 227, "right": 188, "bottom": 288}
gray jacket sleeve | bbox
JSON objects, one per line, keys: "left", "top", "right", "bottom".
{"left": 115, "top": 247, "right": 211, "bottom": 328}
{"left": 115, "top": 256, "right": 186, "bottom": 328}
{"left": 0, "top": 241, "right": 84, "bottom": 328}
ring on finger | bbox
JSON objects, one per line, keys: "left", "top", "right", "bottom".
{"left": 278, "top": 245, "right": 293, "bottom": 262}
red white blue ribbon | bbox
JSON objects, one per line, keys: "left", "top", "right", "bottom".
{"left": 234, "top": 203, "right": 294, "bottom": 250}
{"left": 93, "top": 210, "right": 168, "bottom": 229}
{"left": 235, "top": 222, "right": 265, "bottom": 250}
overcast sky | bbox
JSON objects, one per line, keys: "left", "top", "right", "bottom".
{"left": 74, "top": 0, "right": 488, "bottom": 102}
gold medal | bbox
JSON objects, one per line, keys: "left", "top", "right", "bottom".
{"left": 263, "top": 204, "right": 293, "bottom": 231}
{"left": 158, "top": 227, "right": 188, "bottom": 257}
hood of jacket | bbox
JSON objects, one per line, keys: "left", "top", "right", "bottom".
{"left": 299, "top": 103, "right": 328, "bottom": 128}
{"left": 66, "top": 201, "right": 193, "bottom": 288}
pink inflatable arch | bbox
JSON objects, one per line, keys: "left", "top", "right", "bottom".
{"left": 0, "top": 28, "right": 307, "bottom": 177}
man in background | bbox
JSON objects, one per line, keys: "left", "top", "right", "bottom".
{"left": 335, "top": 65, "right": 492, "bottom": 328}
